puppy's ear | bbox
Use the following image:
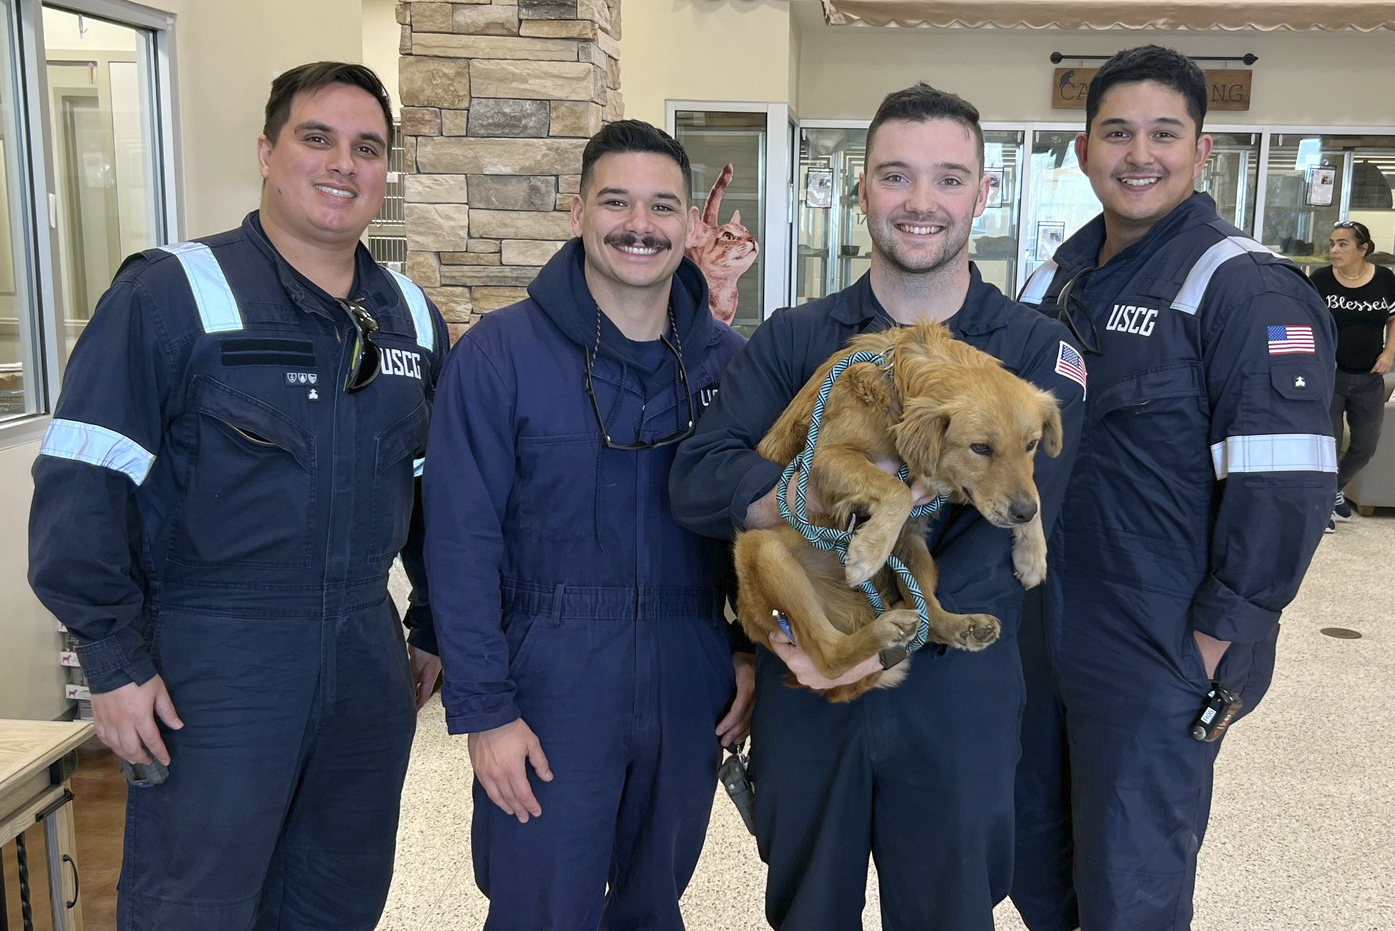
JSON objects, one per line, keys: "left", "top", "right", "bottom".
{"left": 1039, "top": 392, "right": 1064, "bottom": 458}
{"left": 894, "top": 397, "right": 949, "bottom": 471}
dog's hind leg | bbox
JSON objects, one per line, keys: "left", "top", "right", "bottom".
{"left": 734, "top": 528, "right": 913, "bottom": 680}
{"left": 891, "top": 526, "right": 1000, "bottom": 651}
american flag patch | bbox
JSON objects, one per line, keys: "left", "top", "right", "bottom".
{"left": 1055, "top": 341, "right": 1087, "bottom": 396}
{"left": 1267, "top": 325, "right": 1315, "bottom": 355}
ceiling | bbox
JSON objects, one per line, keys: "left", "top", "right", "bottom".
{"left": 816, "top": 0, "right": 1395, "bottom": 31}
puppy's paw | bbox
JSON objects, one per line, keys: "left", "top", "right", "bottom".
{"left": 873, "top": 608, "right": 920, "bottom": 647}
{"left": 1012, "top": 522, "right": 1047, "bottom": 589}
{"left": 1013, "top": 545, "right": 1047, "bottom": 588}
{"left": 844, "top": 526, "right": 897, "bottom": 587}
{"left": 935, "top": 613, "right": 1001, "bottom": 652}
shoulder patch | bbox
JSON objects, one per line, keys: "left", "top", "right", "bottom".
{"left": 1054, "top": 340, "right": 1087, "bottom": 397}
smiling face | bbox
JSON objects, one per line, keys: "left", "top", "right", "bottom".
{"left": 571, "top": 151, "right": 689, "bottom": 304}
{"left": 859, "top": 118, "right": 989, "bottom": 278}
{"left": 1076, "top": 80, "right": 1212, "bottom": 253}
{"left": 257, "top": 82, "right": 389, "bottom": 254}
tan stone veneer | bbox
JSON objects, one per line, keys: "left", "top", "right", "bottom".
{"left": 398, "top": 0, "right": 622, "bottom": 339}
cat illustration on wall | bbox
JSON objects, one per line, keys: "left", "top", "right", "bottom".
{"left": 685, "top": 163, "right": 759, "bottom": 325}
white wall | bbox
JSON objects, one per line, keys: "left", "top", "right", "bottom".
{"left": 795, "top": 26, "right": 1395, "bottom": 127}
{"left": 621, "top": 0, "right": 794, "bottom": 125}
{"left": 1, "top": 444, "right": 68, "bottom": 721}
{"left": 361, "top": 0, "right": 400, "bottom": 106}
{"left": 162, "top": 0, "right": 364, "bottom": 239}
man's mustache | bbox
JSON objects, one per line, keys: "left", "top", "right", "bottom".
{"left": 605, "top": 233, "right": 672, "bottom": 251}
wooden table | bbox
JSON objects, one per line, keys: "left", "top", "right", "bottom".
{"left": 0, "top": 719, "right": 94, "bottom": 930}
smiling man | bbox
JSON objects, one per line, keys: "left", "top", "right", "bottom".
{"left": 670, "top": 84, "right": 1086, "bottom": 931}
{"left": 423, "top": 120, "right": 752, "bottom": 930}
{"left": 28, "top": 62, "right": 447, "bottom": 930}
{"left": 1012, "top": 45, "right": 1337, "bottom": 931}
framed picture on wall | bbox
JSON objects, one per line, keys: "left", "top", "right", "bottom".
{"left": 985, "top": 168, "right": 1005, "bottom": 208}
{"left": 1306, "top": 166, "right": 1336, "bottom": 207}
{"left": 1036, "top": 220, "right": 1066, "bottom": 260}
{"left": 805, "top": 168, "right": 833, "bottom": 208}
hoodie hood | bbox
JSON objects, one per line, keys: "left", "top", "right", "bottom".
{"left": 525, "top": 238, "right": 718, "bottom": 372}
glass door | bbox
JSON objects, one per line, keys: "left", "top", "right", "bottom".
{"left": 970, "top": 129, "right": 1024, "bottom": 296}
{"left": 41, "top": 5, "right": 168, "bottom": 354}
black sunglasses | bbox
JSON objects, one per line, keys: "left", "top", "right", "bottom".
{"left": 1056, "top": 269, "right": 1104, "bottom": 356}
{"left": 338, "top": 299, "right": 381, "bottom": 392}
{"left": 584, "top": 306, "right": 696, "bottom": 450}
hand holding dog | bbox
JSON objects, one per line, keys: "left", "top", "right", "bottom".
{"left": 468, "top": 718, "right": 553, "bottom": 823}
{"left": 767, "top": 629, "right": 882, "bottom": 690}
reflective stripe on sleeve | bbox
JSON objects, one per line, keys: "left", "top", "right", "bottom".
{"left": 413, "top": 457, "right": 425, "bottom": 478}
{"left": 157, "top": 241, "right": 244, "bottom": 333}
{"left": 1171, "top": 236, "right": 1281, "bottom": 316}
{"left": 40, "top": 419, "right": 156, "bottom": 485}
{"left": 1018, "top": 259, "right": 1058, "bottom": 306}
{"left": 386, "top": 268, "right": 435, "bottom": 353}
{"left": 1210, "top": 433, "right": 1337, "bottom": 479}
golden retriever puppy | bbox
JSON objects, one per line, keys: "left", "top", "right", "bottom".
{"left": 734, "top": 323, "right": 1062, "bottom": 702}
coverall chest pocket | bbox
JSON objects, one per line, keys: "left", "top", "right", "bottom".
{"left": 368, "top": 400, "right": 430, "bottom": 562}
{"left": 173, "top": 376, "right": 316, "bottom": 569}
{"left": 514, "top": 433, "right": 598, "bottom": 542}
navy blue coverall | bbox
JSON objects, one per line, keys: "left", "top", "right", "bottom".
{"left": 668, "top": 267, "right": 1086, "bottom": 931}
{"left": 1010, "top": 193, "right": 1337, "bottom": 931}
{"left": 28, "top": 212, "right": 447, "bottom": 931}
{"left": 423, "top": 240, "right": 745, "bottom": 931}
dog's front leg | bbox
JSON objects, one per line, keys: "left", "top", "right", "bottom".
{"left": 1011, "top": 514, "right": 1048, "bottom": 588}
{"left": 810, "top": 443, "right": 913, "bottom": 588}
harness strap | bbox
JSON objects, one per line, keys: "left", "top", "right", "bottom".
{"left": 776, "top": 350, "right": 947, "bottom": 652}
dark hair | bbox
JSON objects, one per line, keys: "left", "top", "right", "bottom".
{"left": 1085, "top": 45, "right": 1206, "bottom": 134}
{"left": 580, "top": 120, "right": 692, "bottom": 198}
{"left": 866, "top": 83, "right": 985, "bottom": 171}
{"left": 1334, "top": 220, "right": 1375, "bottom": 256}
{"left": 264, "top": 62, "right": 394, "bottom": 150}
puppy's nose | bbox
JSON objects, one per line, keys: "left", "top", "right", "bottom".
{"left": 1008, "top": 499, "right": 1038, "bottom": 524}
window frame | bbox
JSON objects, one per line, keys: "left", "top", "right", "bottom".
{"left": 0, "top": 0, "right": 178, "bottom": 450}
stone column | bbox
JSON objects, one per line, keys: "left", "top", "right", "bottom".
{"left": 397, "top": 0, "right": 622, "bottom": 340}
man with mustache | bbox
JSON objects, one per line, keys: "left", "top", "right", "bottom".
{"left": 28, "top": 62, "right": 446, "bottom": 930}
{"left": 423, "top": 120, "right": 754, "bottom": 929}
{"left": 670, "top": 84, "right": 1086, "bottom": 930}
{"left": 1011, "top": 45, "right": 1335, "bottom": 931}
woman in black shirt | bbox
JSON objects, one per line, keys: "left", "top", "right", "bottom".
{"left": 1310, "top": 220, "right": 1395, "bottom": 525}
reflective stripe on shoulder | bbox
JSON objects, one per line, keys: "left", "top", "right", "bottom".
{"left": 1170, "top": 236, "right": 1280, "bottom": 316}
{"left": 1210, "top": 433, "right": 1337, "bottom": 479}
{"left": 1018, "top": 260, "right": 1058, "bottom": 306}
{"left": 40, "top": 419, "right": 155, "bottom": 485}
{"left": 157, "top": 241, "right": 244, "bottom": 333}
{"left": 385, "top": 268, "right": 435, "bottom": 353}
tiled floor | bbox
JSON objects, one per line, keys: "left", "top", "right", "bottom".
{"left": 16, "top": 511, "right": 1394, "bottom": 930}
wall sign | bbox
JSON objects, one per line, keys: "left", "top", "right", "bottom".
{"left": 1052, "top": 68, "right": 1253, "bottom": 111}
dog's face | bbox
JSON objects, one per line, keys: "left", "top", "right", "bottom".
{"left": 894, "top": 380, "right": 1062, "bottom": 529}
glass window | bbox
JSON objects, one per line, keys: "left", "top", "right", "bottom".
{"left": 970, "top": 130, "right": 1024, "bottom": 296}
{"left": 673, "top": 110, "right": 766, "bottom": 333}
{"left": 0, "top": 0, "right": 40, "bottom": 421}
{"left": 795, "top": 126, "right": 866, "bottom": 306}
{"left": 41, "top": 5, "right": 165, "bottom": 355}
{"left": 1262, "top": 133, "right": 1395, "bottom": 272}
{"left": 1023, "top": 129, "right": 1096, "bottom": 282}
{"left": 1201, "top": 132, "right": 1260, "bottom": 234}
